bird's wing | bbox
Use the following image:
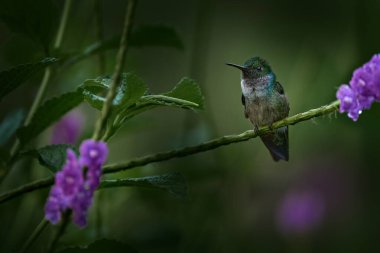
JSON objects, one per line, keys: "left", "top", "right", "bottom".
{"left": 275, "top": 81, "right": 285, "bottom": 95}
{"left": 241, "top": 94, "right": 248, "bottom": 118}
{"left": 275, "top": 81, "right": 290, "bottom": 116}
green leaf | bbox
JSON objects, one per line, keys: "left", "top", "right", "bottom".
{"left": 165, "top": 77, "right": 204, "bottom": 109}
{"left": 101, "top": 172, "right": 188, "bottom": 199}
{"left": 81, "top": 77, "right": 111, "bottom": 91}
{"left": 0, "top": 58, "right": 58, "bottom": 101}
{"left": 17, "top": 91, "right": 83, "bottom": 145}
{"left": 79, "top": 77, "right": 110, "bottom": 110}
{"left": 0, "top": 109, "right": 25, "bottom": 146}
{"left": 58, "top": 239, "right": 138, "bottom": 253}
{"left": 82, "top": 89, "right": 105, "bottom": 111}
{"left": 80, "top": 73, "right": 147, "bottom": 111}
{"left": 64, "top": 25, "right": 183, "bottom": 66}
{"left": 113, "top": 73, "right": 148, "bottom": 110}
{"left": 117, "top": 77, "right": 203, "bottom": 120}
{"left": 23, "top": 144, "right": 78, "bottom": 173}
{"left": 111, "top": 77, "right": 203, "bottom": 135}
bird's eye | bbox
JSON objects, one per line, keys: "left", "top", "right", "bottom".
{"left": 256, "top": 66, "right": 263, "bottom": 72}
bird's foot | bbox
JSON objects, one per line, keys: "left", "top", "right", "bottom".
{"left": 254, "top": 125, "right": 259, "bottom": 133}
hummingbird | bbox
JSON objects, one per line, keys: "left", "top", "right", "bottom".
{"left": 226, "top": 57, "right": 290, "bottom": 161}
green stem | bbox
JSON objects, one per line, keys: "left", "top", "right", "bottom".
{"left": 0, "top": 100, "right": 340, "bottom": 204}
{"left": 9, "top": 68, "right": 51, "bottom": 156}
{"left": 0, "top": 177, "right": 54, "bottom": 204}
{"left": 20, "top": 219, "right": 49, "bottom": 253}
{"left": 54, "top": 0, "right": 72, "bottom": 49}
{"left": 94, "top": 0, "right": 106, "bottom": 238}
{"left": 92, "top": 0, "right": 137, "bottom": 140}
{"left": 1, "top": 0, "right": 73, "bottom": 184}
{"left": 47, "top": 213, "right": 70, "bottom": 253}
{"left": 102, "top": 100, "right": 340, "bottom": 174}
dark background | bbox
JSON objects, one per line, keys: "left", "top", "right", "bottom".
{"left": 0, "top": 0, "right": 380, "bottom": 252}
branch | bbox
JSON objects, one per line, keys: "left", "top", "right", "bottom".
{"left": 20, "top": 219, "right": 49, "bottom": 253}
{"left": 92, "top": 0, "right": 137, "bottom": 140}
{"left": 103, "top": 100, "right": 340, "bottom": 174}
{"left": 0, "top": 100, "right": 340, "bottom": 204}
{"left": 0, "top": 177, "right": 54, "bottom": 204}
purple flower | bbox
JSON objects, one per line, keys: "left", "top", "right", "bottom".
{"left": 72, "top": 186, "right": 94, "bottom": 228}
{"left": 45, "top": 149, "right": 82, "bottom": 224}
{"left": 44, "top": 186, "right": 64, "bottom": 224}
{"left": 276, "top": 190, "right": 325, "bottom": 235}
{"left": 44, "top": 139, "right": 108, "bottom": 228}
{"left": 79, "top": 139, "right": 108, "bottom": 168}
{"left": 336, "top": 85, "right": 361, "bottom": 121}
{"left": 51, "top": 110, "right": 84, "bottom": 145}
{"left": 337, "top": 53, "right": 380, "bottom": 120}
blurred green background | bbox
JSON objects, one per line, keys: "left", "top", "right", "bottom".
{"left": 0, "top": 0, "right": 380, "bottom": 252}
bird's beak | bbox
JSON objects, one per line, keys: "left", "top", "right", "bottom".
{"left": 226, "top": 63, "right": 247, "bottom": 71}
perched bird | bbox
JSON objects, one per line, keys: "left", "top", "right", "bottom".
{"left": 227, "top": 57, "right": 290, "bottom": 161}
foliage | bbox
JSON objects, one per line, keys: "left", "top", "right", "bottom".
{"left": 22, "top": 144, "right": 78, "bottom": 173}
{"left": 80, "top": 73, "right": 203, "bottom": 140}
{"left": 0, "top": 58, "right": 58, "bottom": 101}
{"left": 101, "top": 172, "right": 188, "bottom": 199}
{"left": 17, "top": 91, "right": 83, "bottom": 146}
{"left": 0, "top": 0, "right": 354, "bottom": 252}
{"left": 0, "top": 109, "right": 24, "bottom": 146}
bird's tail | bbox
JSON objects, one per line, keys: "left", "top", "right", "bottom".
{"left": 260, "top": 126, "right": 289, "bottom": 161}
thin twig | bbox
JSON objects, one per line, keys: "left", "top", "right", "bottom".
{"left": 20, "top": 219, "right": 49, "bottom": 253}
{"left": 94, "top": 0, "right": 107, "bottom": 237}
{"left": 92, "top": 0, "right": 137, "bottom": 140}
{"left": 0, "top": 177, "right": 54, "bottom": 204}
{"left": 47, "top": 212, "right": 70, "bottom": 253}
{"left": 0, "top": 100, "right": 340, "bottom": 205}
{"left": 54, "top": 0, "right": 72, "bottom": 49}
{"left": 102, "top": 100, "right": 340, "bottom": 174}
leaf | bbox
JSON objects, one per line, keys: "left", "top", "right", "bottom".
{"left": 101, "top": 172, "right": 188, "bottom": 199}
{"left": 117, "top": 77, "right": 203, "bottom": 121}
{"left": 58, "top": 239, "right": 138, "bottom": 253}
{"left": 0, "top": 109, "right": 25, "bottom": 146}
{"left": 165, "top": 77, "right": 204, "bottom": 109}
{"left": 17, "top": 91, "right": 83, "bottom": 145}
{"left": 23, "top": 144, "right": 78, "bottom": 173}
{"left": 82, "top": 89, "right": 105, "bottom": 111}
{"left": 64, "top": 25, "right": 183, "bottom": 66}
{"left": 0, "top": 58, "right": 58, "bottom": 101}
{"left": 113, "top": 73, "right": 148, "bottom": 110}
{"left": 79, "top": 77, "right": 110, "bottom": 110}
{"left": 110, "top": 77, "right": 203, "bottom": 133}
{"left": 78, "top": 75, "right": 203, "bottom": 141}
{"left": 80, "top": 73, "right": 147, "bottom": 111}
